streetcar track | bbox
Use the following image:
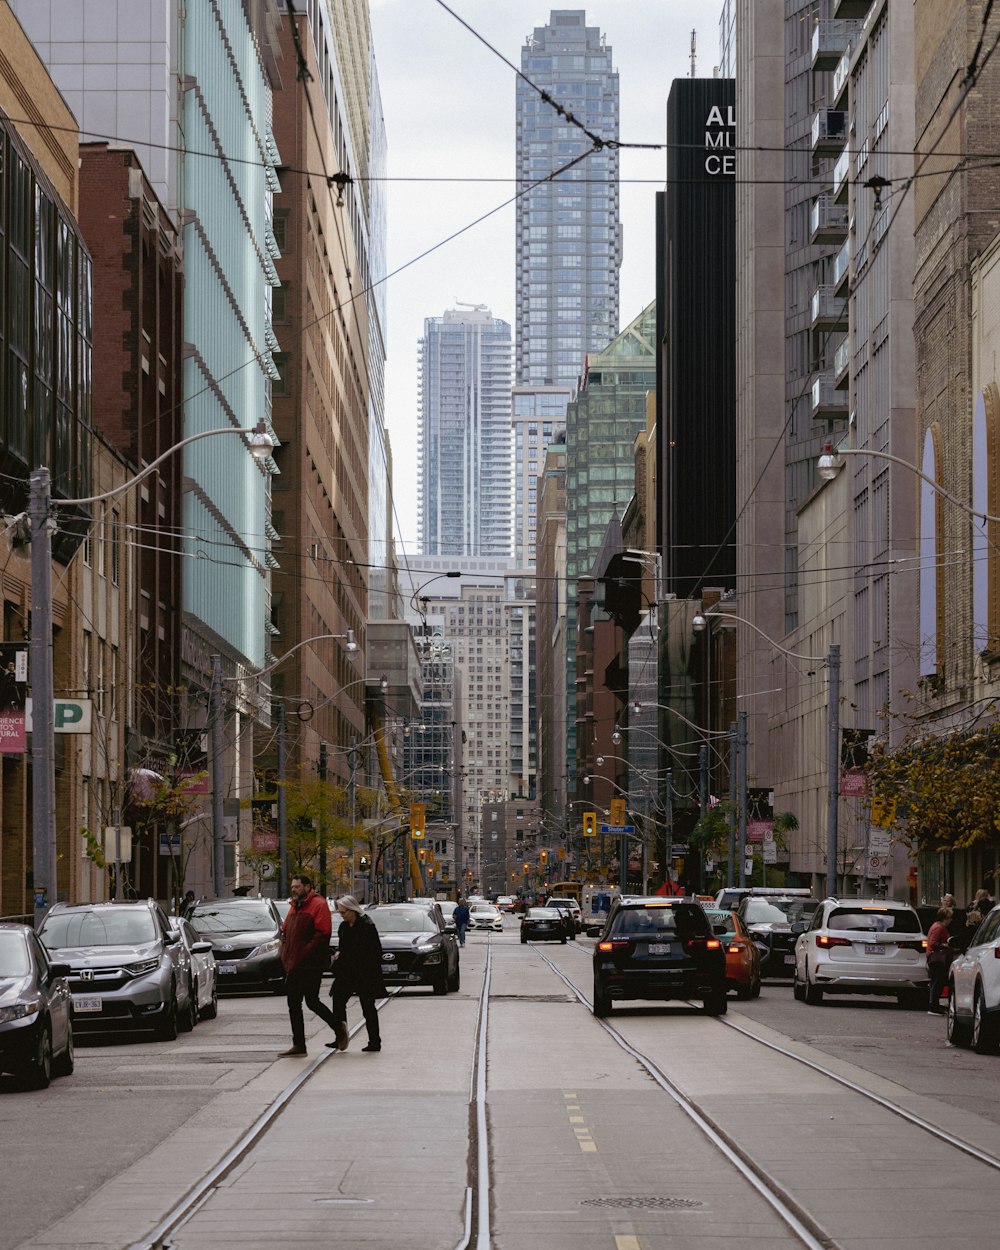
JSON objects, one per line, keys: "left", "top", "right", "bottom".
{"left": 126, "top": 992, "right": 400, "bottom": 1250}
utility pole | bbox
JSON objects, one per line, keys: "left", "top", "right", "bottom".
{"left": 277, "top": 702, "right": 287, "bottom": 896}
{"left": 664, "top": 770, "right": 673, "bottom": 889}
{"left": 211, "top": 655, "right": 225, "bottom": 897}
{"left": 29, "top": 468, "right": 55, "bottom": 923}
{"left": 737, "top": 710, "right": 748, "bottom": 888}
{"left": 727, "top": 723, "right": 737, "bottom": 887}
{"left": 347, "top": 735, "right": 357, "bottom": 902}
{"left": 826, "top": 643, "right": 841, "bottom": 898}
{"left": 698, "top": 743, "right": 709, "bottom": 891}
{"left": 318, "top": 741, "right": 328, "bottom": 895}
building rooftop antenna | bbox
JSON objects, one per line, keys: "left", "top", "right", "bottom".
{"left": 690, "top": 29, "right": 697, "bottom": 78}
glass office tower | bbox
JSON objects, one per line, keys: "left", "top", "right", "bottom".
{"left": 515, "top": 10, "right": 621, "bottom": 391}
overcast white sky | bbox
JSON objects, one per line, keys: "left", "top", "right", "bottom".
{"left": 369, "top": 0, "right": 724, "bottom": 558}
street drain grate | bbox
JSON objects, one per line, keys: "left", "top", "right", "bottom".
{"left": 582, "top": 1197, "right": 704, "bottom": 1211}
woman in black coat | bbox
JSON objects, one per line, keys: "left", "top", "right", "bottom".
{"left": 329, "top": 896, "right": 385, "bottom": 1052}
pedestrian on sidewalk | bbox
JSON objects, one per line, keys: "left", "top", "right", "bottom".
{"left": 453, "top": 896, "right": 470, "bottom": 947}
{"left": 328, "top": 895, "right": 384, "bottom": 1052}
{"left": 926, "top": 906, "right": 953, "bottom": 1015}
{"left": 278, "top": 874, "right": 338, "bottom": 1057}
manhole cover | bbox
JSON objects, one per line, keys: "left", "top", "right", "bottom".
{"left": 582, "top": 1197, "right": 704, "bottom": 1211}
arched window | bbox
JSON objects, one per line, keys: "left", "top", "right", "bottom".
{"left": 919, "top": 425, "right": 943, "bottom": 677}
{"left": 972, "top": 385, "right": 1000, "bottom": 653}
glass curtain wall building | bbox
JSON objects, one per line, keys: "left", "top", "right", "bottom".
{"left": 515, "top": 10, "right": 621, "bottom": 392}
{"left": 418, "top": 307, "right": 513, "bottom": 559}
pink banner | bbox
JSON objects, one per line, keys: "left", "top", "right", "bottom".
{"left": 0, "top": 710, "right": 25, "bottom": 753}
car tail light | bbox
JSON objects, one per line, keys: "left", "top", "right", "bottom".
{"left": 727, "top": 941, "right": 745, "bottom": 954}
{"left": 898, "top": 940, "right": 926, "bottom": 952}
{"left": 816, "top": 934, "right": 852, "bottom": 949}
{"left": 683, "top": 937, "right": 722, "bottom": 953}
{"left": 597, "top": 939, "right": 632, "bottom": 953}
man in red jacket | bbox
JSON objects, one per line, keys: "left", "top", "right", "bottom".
{"left": 279, "top": 874, "right": 339, "bottom": 1056}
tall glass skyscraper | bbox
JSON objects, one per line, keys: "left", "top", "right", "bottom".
{"left": 515, "top": 10, "right": 621, "bottom": 392}
{"left": 418, "top": 307, "right": 513, "bottom": 558}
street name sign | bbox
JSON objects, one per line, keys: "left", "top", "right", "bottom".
{"left": 600, "top": 824, "right": 636, "bottom": 835}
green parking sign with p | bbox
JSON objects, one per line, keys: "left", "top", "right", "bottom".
{"left": 25, "top": 698, "right": 93, "bottom": 734}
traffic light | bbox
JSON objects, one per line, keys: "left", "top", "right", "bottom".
{"left": 418, "top": 846, "right": 426, "bottom": 862}
{"left": 410, "top": 802, "right": 425, "bottom": 838}
{"left": 540, "top": 849, "right": 548, "bottom": 866}
{"left": 583, "top": 811, "right": 597, "bottom": 838}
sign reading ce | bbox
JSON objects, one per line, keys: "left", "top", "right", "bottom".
{"left": 25, "top": 698, "right": 93, "bottom": 734}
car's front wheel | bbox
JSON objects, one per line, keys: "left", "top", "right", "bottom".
{"left": 200, "top": 980, "right": 219, "bottom": 1020}
{"left": 448, "top": 959, "right": 460, "bottom": 993}
{"left": 432, "top": 967, "right": 448, "bottom": 996}
{"left": 947, "top": 987, "right": 972, "bottom": 1048}
{"left": 155, "top": 988, "right": 179, "bottom": 1041}
{"left": 178, "top": 979, "right": 197, "bottom": 1032}
{"left": 23, "top": 1023, "right": 52, "bottom": 1089}
{"left": 52, "top": 1023, "right": 75, "bottom": 1077}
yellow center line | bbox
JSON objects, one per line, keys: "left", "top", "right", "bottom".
{"left": 568, "top": 1115, "right": 585, "bottom": 1123}
{"left": 580, "top": 1140, "right": 598, "bottom": 1152}
{"left": 615, "top": 1237, "right": 641, "bottom": 1250}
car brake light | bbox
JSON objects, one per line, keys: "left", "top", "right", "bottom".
{"left": 705, "top": 938, "right": 721, "bottom": 950}
{"left": 597, "top": 939, "right": 631, "bottom": 952}
{"left": 727, "top": 941, "right": 744, "bottom": 954}
{"left": 683, "top": 937, "right": 721, "bottom": 953}
{"left": 898, "top": 940, "right": 926, "bottom": 952}
{"left": 816, "top": 934, "right": 852, "bottom": 949}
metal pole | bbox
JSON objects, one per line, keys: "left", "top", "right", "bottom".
{"left": 318, "top": 741, "right": 328, "bottom": 895}
{"left": 737, "top": 710, "right": 748, "bottom": 888}
{"left": 211, "top": 655, "right": 225, "bottom": 896}
{"left": 664, "top": 770, "right": 673, "bottom": 889}
{"left": 826, "top": 643, "right": 841, "bottom": 898}
{"left": 112, "top": 806, "right": 123, "bottom": 902}
{"left": 698, "top": 743, "right": 709, "bottom": 892}
{"left": 29, "top": 468, "right": 55, "bottom": 923}
{"left": 277, "top": 702, "right": 287, "bottom": 896}
{"left": 727, "top": 723, "right": 737, "bottom": 887}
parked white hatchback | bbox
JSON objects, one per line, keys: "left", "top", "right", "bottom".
{"left": 947, "top": 905, "right": 1000, "bottom": 1053}
{"left": 793, "top": 897, "right": 928, "bottom": 1007}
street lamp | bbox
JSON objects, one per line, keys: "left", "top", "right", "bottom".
{"left": 692, "top": 608, "right": 837, "bottom": 894}
{"left": 27, "top": 420, "right": 275, "bottom": 922}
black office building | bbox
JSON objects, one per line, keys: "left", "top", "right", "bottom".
{"left": 656, "top": 78, "right": 735, "bottom": 599}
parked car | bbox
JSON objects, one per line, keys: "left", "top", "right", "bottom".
{"left": 592, "top": 897, "right": 727, "bottom": 1017}
{"left": 171, "top": 919, "right": 219, "bottom": 1022}
{"left": 468, "top": 903, "right": 503, "bottom": 932}
{"left": 188, "top": 898, "right": 285, "bottom": 994}
{"left": 947, "top": 904, "right": 1000, "bottom": 1053}
{"left": 365, "top": 904, "right": 460, "bottom": 994}
{"left": 520, "top": 907, "right": 568, "bottom": 944}
{"left": 735, "top": 892, "right": 817, "bottom": 977}
{"left": 793, "top": 898, "right": 928, "bottom": 1007}
{"left": 0, "top": 924, "right": 74, "bottom": 1087}
{"left": 37, "top": 900, "right": 196, "bottom": 1039}
{"left": 545, "top": 896, "right": 583, "bottom": 933}
{"left": 704, "top": 908, "right": 761, "bottom": 999}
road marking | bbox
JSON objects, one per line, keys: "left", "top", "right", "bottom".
{"left": 564, "top": 1088, "right": 596, "bottom": 1151}
{"left": 580, "top": 1140, "right": 598, "bottom": 1153}
{"left": 569, "top": 1115, "right": 585, "bottom": 1123}
{"left": 615, "top": 1237, "right": 641, "bottom": 1250}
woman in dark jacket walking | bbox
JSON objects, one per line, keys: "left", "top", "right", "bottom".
{"left": 328, "top": 895, "right": 385, "bottom": 1052}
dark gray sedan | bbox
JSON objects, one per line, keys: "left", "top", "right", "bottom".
{"left": 520, "top": 907, "right": 568, "bottom": 944}
{"left": 0, "top": 924, "right": 74, "bottom": 1088}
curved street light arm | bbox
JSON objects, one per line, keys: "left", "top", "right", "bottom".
{"left": 693, "top": 611, "right": 826, "bottom": 664}
{"left": 56, "top": 420, "right": 275, "bottom": 508}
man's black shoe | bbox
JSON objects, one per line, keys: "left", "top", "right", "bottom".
{"left": 279, "top": 1045, "right": 307, "bottom": 1057}
{"left": 362, "top": 1044, "right": 381, "bottom": 1052}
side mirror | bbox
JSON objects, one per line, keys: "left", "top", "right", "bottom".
{"left": 192, "top": 941, "right": 213, "bottom": 954}
{"left": 790, "top": 921, "right": 809, "bottom": 935}
{"left": 165, "top": 931, "right": 180, "bottom": 946}
{"left": 712, "top": 922, "right": 730, "bottom": 936}
{"left": 444, "top": 922, "right": 456, "bottom": 933}
{"left": 947, "top": 935, "right": 967, "bottom": 954}
{"left": 586, "top": 924, "right": 603, "bottom": 938}
{"left": 48, "top": 963, "right": 71, "bottom": 979}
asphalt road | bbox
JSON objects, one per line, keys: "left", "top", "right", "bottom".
{"left": 3, "top": 932, "right": 1000, "bottom": 1250}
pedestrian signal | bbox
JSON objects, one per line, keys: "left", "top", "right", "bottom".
{"left": 410, "top": 802, "right": 425, "bottom": 838}
{"left": 583, "top": 811, "right": 597, "bottom": 838}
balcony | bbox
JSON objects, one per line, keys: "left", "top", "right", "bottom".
{"left": 811, "top": 284, "right": 848, "bottom": 330}
{"left": 834, "top": 337, "right": 851, "bottom": 388}
{"left": 832, "top": 46, "right": 853, "bottom": 109}
{"left": 811, "top": 108, "right": 847, "bottom": 155}
{"left": 832, "top": 148, "right": 851, "bottom": 203}
{"left": 810, "top": 196, "right": 849, "bottom": 244}
{"left": 834, "top": 0, "right": 874, "bottom": 17}
{"left": 812, "top": 374, "right": 849, "bottom": 420}
{"left": 833, "top": 238, "right": 851, "bottom": 295}
{"left": 812, "top": 19, "right": 861, "bottom": 72}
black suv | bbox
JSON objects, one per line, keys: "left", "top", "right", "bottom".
{"left": 735, "top": 892, "right": 817, "bottom": 978}
{"left": 592, "top": 897, "right": 727, "bottom": 1017}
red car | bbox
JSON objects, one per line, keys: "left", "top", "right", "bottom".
{"left": 705, "top": 908, "right": 762, "bottom": 1000}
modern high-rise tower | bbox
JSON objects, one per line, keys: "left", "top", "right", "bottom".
{"left": 515, "top": 10, "right": 620, "bottom": 393}
{"left": 418, "top": 306, "right": 513, "bottom": 559}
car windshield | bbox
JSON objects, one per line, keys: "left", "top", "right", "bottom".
{"left": 472, "top": 905, "right": 499, "bottom": 916}
{"left": 828, "top": 907, "right": 921, "bottom": 934}
{"left": 548, "top": 899, "right": 577, "bottom": 908}
{"left": 369, "top": 908, "right": 437, "bottom": 934}
{"left": 40, "top": 909, "right": 158, "bottom": 948}
{"left": 190, "top": 903, "right": 274, "bottom": 934}
{"left": 0, "top": 931, "right": 30, "bottom": 976}
{"left": 611, "top": 904, "right": 710, "bottom": 937}
{"left": 526, "top": 908, "right": 561, "bottom": 919}
{"left": 744, "top": 899, "right": 816, "bottom": 924}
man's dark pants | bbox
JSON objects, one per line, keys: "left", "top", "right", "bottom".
{"left": 331, "top": 979, "right": 380, "bottom": 1047}
{"left": 285, "top": 966, "right": 338, "bottom": 1048}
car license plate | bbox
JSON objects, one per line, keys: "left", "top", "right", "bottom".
{"left": 784, "top": 954, "right": 796, "bottom": 965}
{"left": 863, "top": 945, "right": 885, "bottom": 955}
{"left": 648, "top": 943, "right": 671, "bottom": 954}
{"left": 73, "top": 996, "right": 102, "bottom": 1012}
{"left": 217, "top": 962, "right": 238, "bottom": 974}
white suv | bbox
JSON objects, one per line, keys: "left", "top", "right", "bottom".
{"left": 793, "top": 897, "right": 928, "bottom": 1007}
{"left": 947, "top": 904, "right": 1000, "bottom": 1053}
